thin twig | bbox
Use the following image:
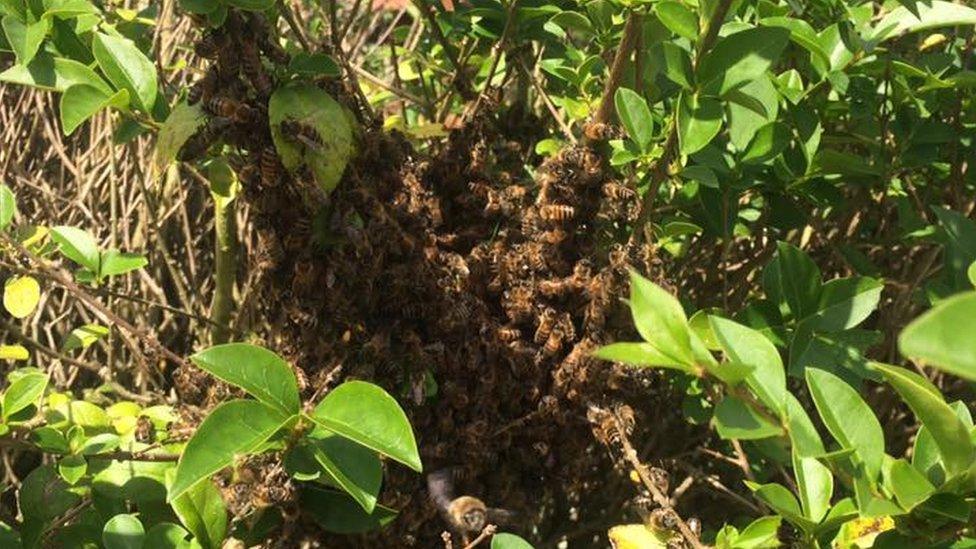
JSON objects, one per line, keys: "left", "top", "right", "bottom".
{"left": 462, "top": 524, "right": 497, "bottom": 549}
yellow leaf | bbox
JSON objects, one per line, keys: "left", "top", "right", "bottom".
{"left": 3, "top": 276, "right": 41, "bottom": 318}
{"left": 0, "top": 344, "right": 29, "bottom": 360}
{"left": 608, "top": 524, "right": 672, "bottom": 549}
{"left": 920, "top": 33, "right": 947, "bottom": 52}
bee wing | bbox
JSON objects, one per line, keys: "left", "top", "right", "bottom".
{"left": 426, "top": 468, "right": 457, "bottom": 510}
{"left": 486, "top": 507, "right": 517, "bottom": 525}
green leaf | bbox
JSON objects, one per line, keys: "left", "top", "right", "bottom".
{"left": 20, "top": 463, "right": 81, "bottom": 523}
{"left": 168, "top": 399, "right": 293, "bottom": 502}
{"left": 710, "top": 317, "right": 786, "bottom": 415}
{"left": 301, "top": 486, "right": 397, "bottom": 534}
{"left": 92, "top": 32, "right": 158, "bottom": 111}
{"left": 3, "top": 275, "right": 40, "bottom": 318}
{"left": 289, "top": 53, "right": 340, "bottom": 77}
{"left": 0, "top": 52, "right": 112, "bottom": 93}
{"left": 42, "top": 0, "right": 98, "bottom": 19}
{"left": 0, "top": 183, "right": 16, "bottom": 230}
{"left": 309, "top": 380, "right": 421, "bottom": 472}
{"left": 50, "top": 226, "right": 100, "bottom": 272}
{"left": 98, "top": 249, "right": 147, "bottom": 279}
{"left": 698, "top": 27, "right": 791, "bottom": 95}
{"left": 760, "top": 17, "right": 830, "bottom": 67}
{"left": 714, "top": 396, "right": 783, "bottom": 440}
{"left": 627, "top": 270, "right": 694, "bottom": 367}
{"left": 969, "top": 261, "right": 976, "bottom": 288}
{"left": 655, "top": 2, "right": 698, "bottom": 41}
{"left": 492, "top": 533, "right": 534, "bottom": 549}
{"left": 887, "top": 458, "right": 934, "bottom": 510}
{"left": 3, "top": 371, "right": 48, "bottom": 421}
{"left": 59, "top": 84, "right": 129, "bottom": 135}
{"left": 741, "top": 121, "right": 789, "bottom": 164}
{"left": 803, "top": 277, "right": 883, "bottom": 332}
{"left": 154, "top": 103, "right": 206, "bottom": 177}
{"left": 592, "top": 342, "right": 691, "bottom": 372}
{"left": 190, "top": 343, "right": 300, "bottom": 415}
{"left": 170, "top": 477, "right": 227, "bottom": 549}
{"left": 786, "top": 393, "right": 824, "bottom": 457}
{"left": 872, "top": 363, "right": 974, "bottom": 476}
{"left": 144, "top": 523, "right": 191, "bottom": 549}
{"left": 2, "top": 15, "right": 49, "bottom": 65}
{"left": 746, "top": 482, "right": 814, "bottom": 531}
{"left": 677, "top": 91, "right": 722, "bottom": 156}
{"left": 932, "top": 207, "right": 976, "bottom": 291}
{"left": 766, "top": 242, "right": 822, "bottom": 320}
{"left": 727, "top": 75, "right": 778, "bottom": 150}
{"left": 225, "top": 0, "right": 275, "bottom": 10}
{"left": 57, "top": 454, "right": 86, "bottom": 484}
{"left": 793, "top": 455, "right": 832, "bottom": 522}
{"left": 102, "top": 514, "right": 145, "bottom": 549}
{"left": 660, "top": 42, "right": 693, "bottom": 90}
{"left": 62, "top": 323, "right": 110, "bottom": 351}
{"left": 304, "top": 432, "right": 382, "bottom": 513}
{"left": 805, "top": 368, "right": 884, "bottom": 482}
{"left": 899, "top": 292, "right": 976, "bottom": 381}
{"left": 614, "top": 87, "right": 653, "bottom": 152}
{"left": 269, "top": 83, "right": 357, "bottom": 194}
{"left": 79, "top": 432, "right": 120, "bottom": 454}
{"left": 872, "top": 1, "right": 976, "bottom": 43}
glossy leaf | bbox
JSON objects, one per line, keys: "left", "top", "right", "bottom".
{"left": 805, "top": 368, "right": 884, "bottom": 481}
{"left": 3, "top": 275, "right": 40, "bottom": 318}
{"left": 62, "top": 323, "right": 110, "bottom": 351}
{"left": 804, "top": 277, "right": 883, "bottom": 331}
{"left": 710, "top": 316, "right": 786, "bottom": 415}
{"left": 304, "top": 432, "right": 382, "bottom": 513}
{"left": 655, "top": 1, "right": 698, "bottom": 41}
{"left": 627, "top": 271, "right": 694, "bottom": 367}
{"left": 309, "top": 380, "right": 421, "bottom": 472}
{"left": 170, "top": 477, "right": 227, "bottom": 549}
{"left": 60, "top": 85, "right": 129, "bottom": 135}
{"left": 767, "top": 242, "right": 822, "bottom": 320}
{"left": 0, "top": 344, "right": 29, "bottom": 360}
{"left": 190, "top": 343, "right": 300, "bottom": 415}
{"left": 677, "top": 92, "right": 722, "bottom": 156}
{"left": 2, "top": 371, "right": 47, "bottom": 421}
{"left": 153, "top": 102, "right": 206, "bottom": 175}
{"left": 872, "top": 1, "right": 976, "bottom": 42}
{"left": 0, "top": 183, "right": 15, "bottom": 230}
{"left": 873, "top": 363, "right": 974, "bottom": 476}
{"left": 2, "top": 15, "right": 49, "bottom": 66}
{"left": 492, "top": 533, "right": 533, "bottom": 549}
{"left": 92, "top": 32, "right": 158, "bottom": 111}
{"left": 144, "top": 523, "right": 192, "bottom": 549}
{"left": 714, "top": 396, "right": 783, "bottom": 440}
{"left": 50, "top": 226, "right": 100, "bottom": 272}
{"left": 301, "top": 486, "right": 397, "bottom": 534}
{"left": 888, "top": 458, "right": 934, "bottom": 510}
{"left": 899, "top": 292, "right": 976, "bottom": 381}
{"left": 168, "top": 399, "right": 293, "bottom": 501}
{"left": 592, "top": 342, "right": 691, "bottom": 372}
{"left": 102, "top": 514, "right": 145, "bottom": 549}
{"left": 793, "top": 455, "right": 832, "bottom": 522}
{"left": 0, "top": 52, "right": 112, "bottom": 93}
{"left": 698, "top": 27, "right": 791, "bottom": 95}
{"left": 614, "top": 87, "right": 653, "bottom": 152}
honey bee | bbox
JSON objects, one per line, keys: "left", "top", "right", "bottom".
{"left": 290, "top": 259, "right": 317, "bottom": 295}
{"left": 539, "top": 204, "right": 576, "bottom": 222}
{"left": 497, "top": 326, "right": 521, "bottom": 342}
{"left": 534, "top": 307, "right": 557, "bottom": 345}
{"left": 603, "top": 180, "right": 636, "bottom": 200}
{"left": 259, "top": 147, "right": 282, "bottom": 187}
{"left": 187, "top": 70, "right": 218, "bottom": 106}
{"left": 280, "top": 119, "right": 322, "bottom": 149}
{"left": 293, "top": 365, "right": 309, "bottom": 393}
{"left": 194, "top": 31, "right": 224, "bottom": 59}
{"left": 286, "top": 303, "right": 318, "bottom": 329}
{"left": 427, "top": 469, "right": 513, "bottom": 544}
{"left": 540, "top": 228, "right": 567, "bottom": 245}
{"left": 687, "top": 517, "right": 701, "bottom": 538}
{"left": 502, "top": 284, "right": 534, "bottom": 323}
{"left": 134, "top": 416, "right": 155, "bottom": 443}
{"left": 205, "top": 96, "right": 252, "bottom": 123}
{"left": 543, "top": 327, "right": 564, "bottom": 356}
{"left": 583, "top": 120, "right": 615, "bottom": 141}
{"left": 649, "top": 467, "right": 670, "bottom": 494}
{"left": 178, "top": 117, "right": 231, "bottom": 161}
{"left": 649, "top": 508, "right": 680, "bottom": 531}
{"left": 242, "top": 40, "right": 274, "bottom": 97}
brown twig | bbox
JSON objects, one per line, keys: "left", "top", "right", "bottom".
{"left": 589, "top": 12, "right": 643, "bottom": 134}
{"left": 462, "top": 524, "right": 497, "bottom": 549}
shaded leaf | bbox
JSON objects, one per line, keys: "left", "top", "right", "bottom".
{"left": 92, "top": 32, "right": 157, "bottom": 111}
{"left": 899, "top": 292, "right": 976, "bottom": 381}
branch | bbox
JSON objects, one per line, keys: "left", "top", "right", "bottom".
{"left": 589, "top": 12, "right": 643, "bottom": 135}
{"left": 209, "top": 193, "right": 238, "bottom": 344}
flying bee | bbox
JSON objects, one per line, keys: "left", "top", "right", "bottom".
{"left": 194, "top": 31, "right": 224, "bottom": 59}
{"left": 280, "top": 119, "right": 322, "bottom": 150}
{"left": 178, "top": 117, "right": 232, "bottom": 161}
{"left": 534, "top": 307, "right": 557, "bottom": 345}
{"left": 242, "top": 40, "right": 274, "bottom": 97}
{"left": 648, "top": 508, "right": 680, "bottom": 532}
{"left": 539, "top": 204, "right": 576, "bottom": 222}
{"left": 427, "top": 469, "right": 514, "bottom": 544}
{"left": 259, "top": 147, "right": 282, "bottom": 187}
{"left": 497, "top": 326, "right": 521, "bottom": 342}
{"left": 187, "top": 70, "right": 218, "bottom": 106}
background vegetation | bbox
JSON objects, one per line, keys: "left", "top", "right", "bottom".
{"left": 0, "top": 0, "right": 975, "bottom": 547}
